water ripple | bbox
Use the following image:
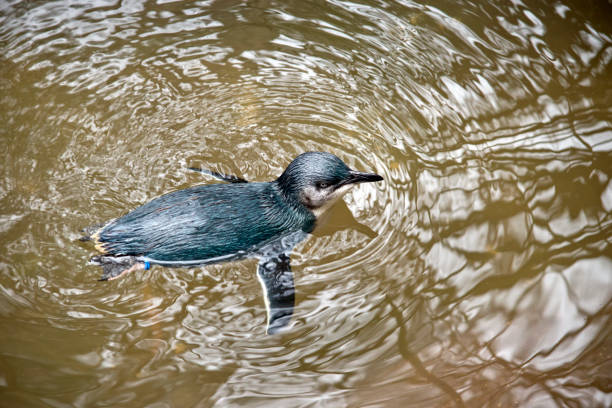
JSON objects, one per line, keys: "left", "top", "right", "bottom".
{"left": 1, "top": 0, "right": 611, "bottom": 406}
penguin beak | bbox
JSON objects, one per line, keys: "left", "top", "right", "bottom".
{"left": 342, "top": 170, "right": 384, "bottom": 187}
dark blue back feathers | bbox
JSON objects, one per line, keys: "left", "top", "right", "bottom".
{"left": 97, "top": 181, "right": 315, "bottom": 261}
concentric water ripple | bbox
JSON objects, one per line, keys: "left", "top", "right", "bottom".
{"left": 1, "top": 0, "right": 611, "bottom": 406}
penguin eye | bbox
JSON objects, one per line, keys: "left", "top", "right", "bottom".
{"left": 316, "top": 181, "right": 330, "bottom": 189}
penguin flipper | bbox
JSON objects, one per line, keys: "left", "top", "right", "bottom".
{"left": 187, "top": 167, "right": 248, "bottom": 183}
{"left": 257, "top": 253, "right": 294, "bottom": 335}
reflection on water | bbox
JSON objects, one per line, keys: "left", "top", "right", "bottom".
{"left": 1, "top": 0, "right": 611, "bottom": 406}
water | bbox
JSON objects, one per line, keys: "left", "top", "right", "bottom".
{"left": 1, "top": 0, "right": 611, "bottom": 406}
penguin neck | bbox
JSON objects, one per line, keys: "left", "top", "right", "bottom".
{"left": 271, "top": 180, "right": 316, "bottom": 232}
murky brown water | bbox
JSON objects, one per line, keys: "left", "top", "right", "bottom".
{"left": 1, "top": 0, "right": 611, "bottom": 406}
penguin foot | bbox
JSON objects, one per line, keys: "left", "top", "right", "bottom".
{"left": 106, "top": 262, "right": 144, "bottom": 281}
{"left": 89, "top": 255, "right": 144, "bottom": 281}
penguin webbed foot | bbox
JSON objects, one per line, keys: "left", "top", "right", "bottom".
{"left": 90, "top": 255, "right": 143, "bottom": 281}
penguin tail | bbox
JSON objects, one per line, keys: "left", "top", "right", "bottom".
{"left": 79, "top": 223, "right": 105, "bottom": 242}
{"left": 89, "top": 255, "right": 143, "bottom": 281}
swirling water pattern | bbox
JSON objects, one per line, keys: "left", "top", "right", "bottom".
{"left": 1, "top": 0, "right": 610, "bottom": 406}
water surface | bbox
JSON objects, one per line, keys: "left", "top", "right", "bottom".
{"left": 1, "top": 0, "right": 611, "bottom": 407}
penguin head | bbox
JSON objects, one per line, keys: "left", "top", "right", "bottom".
{"left": 277, "top": 152, "right": 383, "bottom": 217}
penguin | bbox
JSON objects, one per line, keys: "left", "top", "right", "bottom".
{"left": 81, "top": 151, "right": 383, "bottom": 333}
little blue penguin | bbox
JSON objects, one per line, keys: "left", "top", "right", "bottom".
{"left": 82, "top": 151, "right": 383, "bottom": 333}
